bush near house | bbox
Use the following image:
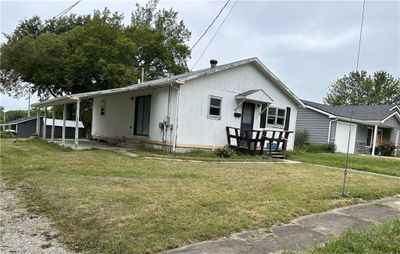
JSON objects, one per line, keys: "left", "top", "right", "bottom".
{"left": 378, "top": 141, "right": 396, "bottom": 157}
{"left": 294, "top": 129, "right": 308, "bottom": 150}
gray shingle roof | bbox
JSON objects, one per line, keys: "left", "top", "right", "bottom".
{"left": 302, "top": 100, "right": 398, "bottom": 121}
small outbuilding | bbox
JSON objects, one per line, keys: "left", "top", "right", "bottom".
{"left": 1, "top": 117, "right": 84, "bottom": 139}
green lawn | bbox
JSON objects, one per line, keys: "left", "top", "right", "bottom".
{"left": 287, "top": 152, "right": 400, "bottom": 177}
{"left": 304, "top": 219, "right": 400, "bottom": 253}
{"left": 1, "top": 139, "right": 400, "bottom": 254}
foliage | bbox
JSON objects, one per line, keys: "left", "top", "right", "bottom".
{"left": 324, "top": 70, "right": 400, "bottom": 106}
{"left": 0, "top": 131, "right": 17, "bottom": 138}
{"left": 2, "top": 139, "right": 400, "bottom": 253}
{"left": 378, "top": 141, "right": 396, "bottom": 157}
{"left": 302, "top": 143, "right": 336, "bottom": 153}
{"left": 305, "top": 220, "right": 400, "bottom": 254}
{"left": 1, "top": 0, "right": 191, "bottom": 99}
{"left": 214, "top": 146, "right": 235, "bottom": 158}
{"left": 294, "top": 129, "right": 308, "bottom": 150}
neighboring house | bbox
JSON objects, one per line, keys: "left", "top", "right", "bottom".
{"left": 32, "top": 57, "right": 304, "bottom": 151}
{"left": 296, "top": 100, "right": 400, "bottom": 155}
{"left": 1, "top": 117, "right": 84, "bottom": 139}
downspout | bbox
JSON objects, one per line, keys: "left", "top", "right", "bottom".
{"left": 171, "top": 80, "right": 183, "bottom": 152}
{"left": 327, "top": 118, "right": 338, "bottom": 143}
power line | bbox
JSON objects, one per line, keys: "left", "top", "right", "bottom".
{"left": 342, "top": 0, "right": 366, "bottom": 197}
{"left": 53, "top": 0, "right": 82, "bottom": 19}
{"left": 190, "top": 0, "right": 231, "bottom": 51}
{"left": 191, "top": 0, "right": 239, "bottom": 71}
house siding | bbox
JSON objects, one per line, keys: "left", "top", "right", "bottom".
{"left": 177, "top": 63, "right": 299, "bottom": 150}
{"left": 295, "top": 108, "right": 331, "bottom": 144}
{"left": 91, "top": 86, "right": 178, "bottom": 144}
{"left": 384, "top": 115, "right": 400, "bottom": 128}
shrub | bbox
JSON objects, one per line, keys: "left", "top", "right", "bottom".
{"left": 294, "top": 130, "right": 308, "bottom": 150}
{"left": 379, "top": 141, "right": 396, "bottom": 157}
{"left": 214, "top": 146, "right": 235, "bottom": 158}
{"left": 303, "top": 143, "right": 336, "bottom": 153}
{"left": 0, "top": 131, "right": 16, "bottom": 138}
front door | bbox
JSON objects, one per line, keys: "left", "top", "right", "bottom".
{"left": 240, "top": 103, "right": 255, "bottom": 145}
{"left": 134, "top": 95, "right": 151, "bottom": 136}
{"left": 241, "top": 102, "right": 255, "bottom": 130}
{"left": 375, "top": 129, "right": 383, "bottom": 147}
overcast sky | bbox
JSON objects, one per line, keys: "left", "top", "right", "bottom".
{"left": 1, "top": 0, "right": 399, "bottom": 111}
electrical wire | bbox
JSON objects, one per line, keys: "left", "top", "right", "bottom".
{"left": 190, "top": 0, "right": 231, "bottom": 51}
{"left": 53, "top": 0, "right": 82, "bottom": 19}
{"left": 342, "top": 0, "right": 367, "bottom": 197}
{"left": 191, "top": 0, "right": 239, "bottom": 71}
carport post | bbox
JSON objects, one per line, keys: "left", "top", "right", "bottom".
{"left": 371, "top": 124, "right": 378, "bottom": 156}
{"left": 36, "top": 108, "right": 40, "bottom": 135}
{"left": 74, "top": 100, "right": 80, "bottom": 148}
{"left": 42, "top": 107, "right": 47, "bottom": 139}
{"left": 51, "top": 110, "right": 55, "bottom": 141}
{"left": 62, "top": 104, "right": 66, "bottom": 146}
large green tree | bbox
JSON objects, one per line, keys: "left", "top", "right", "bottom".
{"left": 0, "top": 0, "right": 191, "bottom": 99}
{"left": 324, "top": 70, "right": 400, "bottom": 106}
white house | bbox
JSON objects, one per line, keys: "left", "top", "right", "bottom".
{"left": 32, "top": 57, "right": 304, "bottom": 151}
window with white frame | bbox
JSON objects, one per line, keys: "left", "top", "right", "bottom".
{"left": 366, "top": 127, "right": 373, "bottom": 147}
{"left": 100, "top": 99, "right": 106, "bottom": 116}
{"left": 267, "top": 107, "right": 286, "bottom": 127}
{"left": 208, "top": 96, "right": 222, "bottom": 119}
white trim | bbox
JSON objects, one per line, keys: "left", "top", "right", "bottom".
{"left": 382, "top": 111, "right": 400, "bottom": 123}
{"left": 389, "top": 105, "right": 400, "bottom": 112}
{"left": 371, "top": 125, "right": 378, "bottom": 156}
{"left": 207, "top": 95, "right": 222, "bottom": 120}
{"left": 396, "top": 129, "right": 400, "bottom": 146}
{"left": 266, "top": 106, "right": 286, "bottom": 128}
{"left": 304, "top": 105, "right": 337, "bottom": 118}
{"left": 327, "top": 119, "right": 338, "bottom": 143}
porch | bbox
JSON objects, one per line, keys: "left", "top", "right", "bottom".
{"left": 226, "top": 126, "right": 293, "bottom": 158}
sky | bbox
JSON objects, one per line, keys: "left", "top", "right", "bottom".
{"left": 1, "top": 0, "right": 399, "bottom": 111}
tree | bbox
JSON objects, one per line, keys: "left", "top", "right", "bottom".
{"left": 324, "top": 70, "right": 400, "bottom": 106}
{"left": 0, "top": 0, "right": 191, "bottom": 100}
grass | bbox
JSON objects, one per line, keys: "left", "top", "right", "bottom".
{"left": 1, "top": 139, "right": 400, "bottom": 254}
{"left": 304, "top": 219, "right": 400, "bottom": 253}
{"left": 287, "top": 152, "right": 400, "bottom": 177}
{"left": 135, "top": 147, "right": 276, "bottom": 162}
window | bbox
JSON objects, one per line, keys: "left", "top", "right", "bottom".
{"left": 208, "top": 96, "right": 222, "bottom": 119}
{"left": 366, "top": 127, "right": 373, "bottom": 147}
{"left": 259, "top": 104, "right": 268, "bottom": 128}
{"left": 267, "top": 107, "right": 286, "bottom": 127}
{"left": 100, "top": 99, "right": 106, "bottom": 116}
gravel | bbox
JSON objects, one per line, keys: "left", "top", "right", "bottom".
{"left": 0, "top": 177, "right": 75, "bottom": 254}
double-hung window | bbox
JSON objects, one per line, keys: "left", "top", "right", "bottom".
{"left": 267, "top": 107, "right": 286, "bottom": 127}
{"left": 208, "top": 96, "right": 222, "bottom": 119}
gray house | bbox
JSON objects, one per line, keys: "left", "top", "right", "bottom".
{"left": 296, "top": 100, "right": 400, "bottom": 155}
{"left": 1, "top": 117, "right": 84, "bottom": 139}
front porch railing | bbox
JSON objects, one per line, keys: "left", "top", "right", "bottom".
{"left": 226, "top": 126, "right": 293, "bottom": 155}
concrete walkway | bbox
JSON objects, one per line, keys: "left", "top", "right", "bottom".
{"left": 166, "top": 197, "right": 400, "bottom": 254}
